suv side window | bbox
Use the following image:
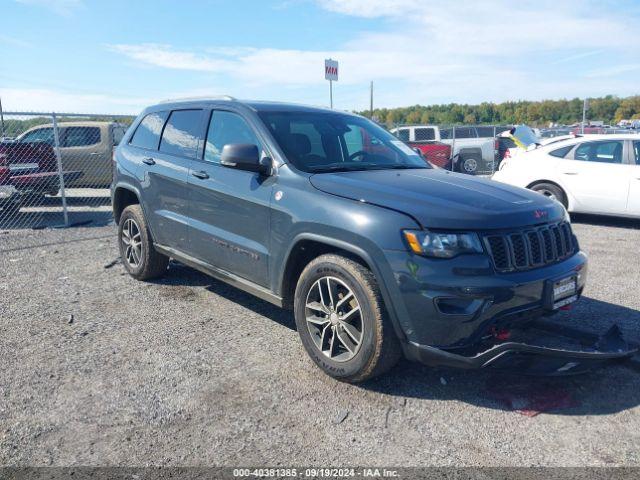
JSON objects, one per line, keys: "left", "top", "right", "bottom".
{"left": 414, "top": 128, "right": 435, "bottom": 141}
{"left": 130, "top": 111, "right": 169, "bottom": 150}
{"left": 20, "top": 127, "right": 54, "bottom": 145}
{"left": 574, "top": 141, "right": 623, "bottom": 164}
{"left": 204, "top": 111, "right": 261, "bottom": 164}
{"left": 159, "top": 109, "right": 203, "bottom": 158}
{"left": 62, "top": 126, "right": 101, "bottom": 147}
{"left": 634, "top": 141, "right": 640, "bottom": 165}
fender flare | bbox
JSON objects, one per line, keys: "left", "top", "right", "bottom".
{"left": 279, "top": 232, "right": 409, "bottom": 343}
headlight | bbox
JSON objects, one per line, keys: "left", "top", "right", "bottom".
{"left": 403, "top": 230, "right": 483, "bottom": 258}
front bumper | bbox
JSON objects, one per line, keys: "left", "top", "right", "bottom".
{"left": 403, "top": 319, "right": 638, "bottom": 375}
{"left": 384, "top": 249, "right": 589, "bottom": 348}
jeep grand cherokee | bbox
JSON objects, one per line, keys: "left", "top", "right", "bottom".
{"left": 111, "top": 98, "right": 636, "bottom": 382}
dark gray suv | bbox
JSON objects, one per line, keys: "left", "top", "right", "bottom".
{"left": 112, "top": 97, "right": 636, "bottom": 382}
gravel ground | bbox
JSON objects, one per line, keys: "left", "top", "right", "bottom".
{"left": 1, "top": 214, "right": 639, "bottom": 467}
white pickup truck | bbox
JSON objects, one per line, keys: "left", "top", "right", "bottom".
{"left": 390, "top": 125, "right": 506, "bottom": 174}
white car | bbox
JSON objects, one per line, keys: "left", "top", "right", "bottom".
{"left": 492, "top": 134, "right": 640, "bottom": 218}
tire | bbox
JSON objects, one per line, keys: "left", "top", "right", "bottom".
{"left": 530, "top": 183, "right": 568, "bottom": 208}
{"left": 118, "top": 204, "right": 169, "bottom": 280}
{"left": 459, "top": 155, "right": 480, "bottom": 174}
{"left": 293, "top": 254, "right": 401, "bottom": 383}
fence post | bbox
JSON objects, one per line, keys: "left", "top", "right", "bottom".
{"left": 51, "top": 112, "right": 69, "bottom": 227}
{"left": 451, "top": 125, "right": 456, "bottom": 171}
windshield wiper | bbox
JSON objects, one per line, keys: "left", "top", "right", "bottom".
{"left": 309, "top": 163, "right": 377, "bottom": 173}
{"left": 368, "top": 164, "right": 429, "bottom": 170}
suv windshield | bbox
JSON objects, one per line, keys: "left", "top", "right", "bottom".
{"left": 258, "top": 111, "right": 429, "bottom": 173}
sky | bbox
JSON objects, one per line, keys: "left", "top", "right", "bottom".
{"left": 1, "top": 0, "right": 639, "bottom": 114}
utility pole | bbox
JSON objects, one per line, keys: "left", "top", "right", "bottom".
{"left": 370, "top": 81, "right": 373, "bottom": 119}
{"left": 582, "top": 98, "right": 589, "bottom": 134}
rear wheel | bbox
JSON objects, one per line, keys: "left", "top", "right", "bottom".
{"left": 459, "top": 155, "right": 480, "bottom": 174}
{"left": 118, "top": 204, "right": 169, "bottom": 280}
{"left": 530, "top": 183, "right": 567, "bottom": 208}
{"left": 294, "top": 254, "right": 401, "bottom": 383}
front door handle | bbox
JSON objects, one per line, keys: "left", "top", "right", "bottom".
{"left": 562, "top": 171, "right": 578, "bottom": 175}
{"left": 142, "top": 157, "right": 156, "bottom": 166}
{"left": 191, "top": 170, "right": 210, "bottom": 180}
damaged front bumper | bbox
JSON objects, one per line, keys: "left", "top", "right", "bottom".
{"left": 403, "top": 320, "right": 638, "bottom": 375}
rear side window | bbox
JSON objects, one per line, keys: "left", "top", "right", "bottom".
{"left": 414, "top": 128, "right": 435, "bottom": 141}
{"left": 574, "top": 141, "right": 623, "bottom": 164}
{"left": 130, "top": 112, "right": 169, "bottom": 150}
{"left": 475, "top": 126, "right": 495, "bottom": 138}
{"left": 204, "top": 111, "right": 261, "bottom": 164}
{"left": 159, "top": 109, "right": 203, "bottom": 158}
{"left": 454, "top": 127, "right": 477, "bottom": 139}
{"left": 62, "top": 126, "right": 101, "bottom": 147}
{"left": 549, "top": 145, "right": 573, "bottom": 158}
{"left": 396, "top": 129, "right": 410, "bottom": 142}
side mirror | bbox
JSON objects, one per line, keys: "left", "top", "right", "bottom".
{"left": 220, "top": 144, "right": 272, "bottom": 175}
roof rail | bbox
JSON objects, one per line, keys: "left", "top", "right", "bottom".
{"left": 158, "top": 95, "right": 237, "bottom": 104}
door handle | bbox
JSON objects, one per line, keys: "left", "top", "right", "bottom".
{"left": 562, "top": 171, "right": 578, "bottom": 175}
{"left": 191, "top": 170, "right": 210, "bottom": 180}
{"left": 89, "top": 152, "right": 101, "bottom": 156}
{"left": 142, "top": 158, "right": 156, "bottom": 165}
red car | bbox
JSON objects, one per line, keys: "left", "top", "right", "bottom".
{"left": 0, "top": 140, "right": 82, "bottom": 213}
{"left": 408, "top": 141, "right": 452, "bottom": 169}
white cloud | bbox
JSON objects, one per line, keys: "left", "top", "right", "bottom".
{"left": 14, "top": 0, "right": 82, "bottom": 16}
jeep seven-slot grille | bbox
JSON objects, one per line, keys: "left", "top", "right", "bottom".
{"left": 484, "top": 222, "right": 576, "bottom": 272}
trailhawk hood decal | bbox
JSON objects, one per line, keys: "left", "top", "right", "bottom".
{"left": 309, "top": 169, "right": 565, "bottom": 230}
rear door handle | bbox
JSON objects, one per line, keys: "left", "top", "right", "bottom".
{"left": 191, "top": 170, "right": 209, "bottom": 180}
{"left": 142, "top": 158, "right": 156, "bottom": 165}
{"left": 89, "top": 152, "right": 101, "bottom": 156}
{"left": 562, "top": 171, "right": 578, "bottom": 175}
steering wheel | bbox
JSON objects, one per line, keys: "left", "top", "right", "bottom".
{"left": 348, "top": 150, "right": 368, "bottom": 161}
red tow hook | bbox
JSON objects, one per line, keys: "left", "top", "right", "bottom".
{"left": 491, "top": 326, "right": 511, "bottom": 341}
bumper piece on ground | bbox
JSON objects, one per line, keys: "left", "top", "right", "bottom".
{"left": 404, "top": 319, "right": 637, "bottom": 375}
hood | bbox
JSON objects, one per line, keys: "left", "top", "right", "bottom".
{"left": 309, "top": 169, "right": 565, "bottom": 230}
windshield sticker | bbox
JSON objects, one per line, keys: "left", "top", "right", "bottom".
{"left": 391, "top": 140, "right": 418, "bottom": 156}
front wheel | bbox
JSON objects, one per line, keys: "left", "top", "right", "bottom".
{"left": 294, "top": 254, "right": 401, "bottom": 383}
{"left": 530, "top": 183, "right": 568, "bottom": 208}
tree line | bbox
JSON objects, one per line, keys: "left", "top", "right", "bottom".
{"left": 360, "top": 95, "right": 640, "bottom": 127}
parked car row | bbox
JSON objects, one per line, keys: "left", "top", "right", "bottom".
{"left": 493, "top": 133, "right": 640, "bottom": 218}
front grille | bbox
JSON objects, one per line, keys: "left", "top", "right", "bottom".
{"left": 484, "top": 222, "right": 577, "bottom": 272}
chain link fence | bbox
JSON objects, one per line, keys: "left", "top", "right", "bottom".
{"left": 388, "top": 123, "right": 512, "bottom": 176}
{"left": 0, "top": 112, "right": 133, "bottom": 252}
